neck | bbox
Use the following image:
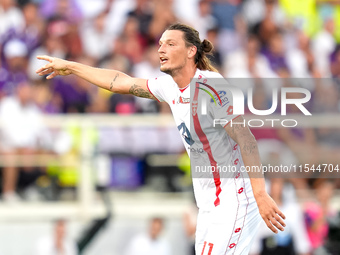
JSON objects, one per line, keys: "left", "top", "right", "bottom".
{"left": 172, "top": 64, "right": 197, "bottom": 88}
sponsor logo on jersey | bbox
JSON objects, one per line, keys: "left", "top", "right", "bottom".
{"left": 189, "top": 147, "right": 204, "bottom": 153}
{"left": 211, "top": 90, "right": 229, "bottom": 107}
{"left": 177, "top": 96, "right": 190, "bottom": 104}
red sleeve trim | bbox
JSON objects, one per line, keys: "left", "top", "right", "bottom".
{"left": 147, "top": 79, "right": 161, "bottom": 102}
{"left": 223, "top": 115, "right": 242, "bottom": 127}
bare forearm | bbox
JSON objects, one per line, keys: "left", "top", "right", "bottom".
{"left": 224, "top": 119, "right": 286, "bottom": 232}
{"left": 239, "top": 135, "right": 266, "bottom": 196}
{"left": 224, "top": 118, "right": 266, "bottom": 195}
{"left": 37, "top": 55, "right": 154, "bottom": 99}
{"left": 67, "top": 61, "right": 131, "bottom": 93}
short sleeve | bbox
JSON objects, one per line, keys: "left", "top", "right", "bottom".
{"left": 210, "top": 82, "right": 241, "bottom": 127}
{"left": 147, "top": 76, "right": 173, "bottom": 103}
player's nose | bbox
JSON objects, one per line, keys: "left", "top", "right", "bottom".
{"left": 158, "top": 44, "right": 166, "bottom": 53}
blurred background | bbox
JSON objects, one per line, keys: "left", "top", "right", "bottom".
{"left": 0, "top": 0, "right": 340, "bottom": 254}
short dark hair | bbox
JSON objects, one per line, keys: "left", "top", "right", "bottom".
{"left": 166, "top": 23, "right": 218, "bottom": 72}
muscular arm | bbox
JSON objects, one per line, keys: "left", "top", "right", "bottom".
{"left": 36, "top": 55, "right": 156, "bottom": 100}
{"left": 224, "top": 116, "right": 286, "bottom": 233}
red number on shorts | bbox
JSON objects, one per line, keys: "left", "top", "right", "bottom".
{"left": 201, "top": 241, "right": 214, "bottom": 255}
{"left": 201, "top": 242, "right": 207, "bottom": 255}
{"left": 207, "top": 243, "right": 214, "bottom": 255}
{"left": 227, "top": 106, "right": 233, "bottom": 115}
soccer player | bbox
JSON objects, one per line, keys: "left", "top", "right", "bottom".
{"left": 36, "top": 23, "right": 286, "bottom": 255}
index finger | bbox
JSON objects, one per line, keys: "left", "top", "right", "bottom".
{"left": 37, "top": 55, "right": 54, "bottom": 62}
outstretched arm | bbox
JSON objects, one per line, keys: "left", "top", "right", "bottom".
{"left": 224, "top": 116, "right": 286, "bottom": 233}
{"left": 36, "top": 55, "right": 156, "bottom": 100}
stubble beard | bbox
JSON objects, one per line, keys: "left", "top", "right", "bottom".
{"left": 160, "top": 61, "right": 186, "bottom": 78}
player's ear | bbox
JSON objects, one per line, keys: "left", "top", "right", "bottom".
{"left": 188, "top": 46, "right": 197, "bottom": 60}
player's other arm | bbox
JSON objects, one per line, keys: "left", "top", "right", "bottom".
{"left": 35, "top": 55, "right": 156, "bottom": 100}
{"left": 224, "top": 116, "right": 286, "bottom": 234}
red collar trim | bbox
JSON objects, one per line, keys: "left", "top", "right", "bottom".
{"left": 179, "top": 84, "right": 189, "bottom": 93}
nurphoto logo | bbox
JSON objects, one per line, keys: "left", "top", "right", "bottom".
{"left": 193, "top": 78, "right": 312, "bottom": 128}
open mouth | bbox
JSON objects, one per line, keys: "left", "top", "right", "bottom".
{"left": 160, "top": 57, "right": 168, "bottom": 64}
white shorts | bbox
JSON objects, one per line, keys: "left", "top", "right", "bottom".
{"left": 195, "top": 197, "right": 261, "bottom": 255}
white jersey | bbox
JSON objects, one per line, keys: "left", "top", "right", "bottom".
{"left": 148, "top": 69, "right": 261, "bottom": 254}
{"left": 148, "top": 69, "right": 255, "bottom": 210}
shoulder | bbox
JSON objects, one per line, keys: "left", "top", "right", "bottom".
{"left": 197, "top": 69, "right": 224, "bottom": 79}
{"left": 148, "top": 74, "right": 175, "bottom": 85}
{"left": 196, "top": 70, "right": 226, "bottom": 88}
{"left": 196, "top": 69, "right": 228, "bottom": 90}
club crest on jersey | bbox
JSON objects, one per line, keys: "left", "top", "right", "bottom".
{"left": 192, "top": 100, "right": 198, "bottom": 116}
{"left": 178, "top": 96, "right": 190, "bottom": 104}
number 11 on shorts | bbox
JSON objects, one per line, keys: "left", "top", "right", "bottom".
{"left": 201, "top": 241, "right": 214, "bottom": 255}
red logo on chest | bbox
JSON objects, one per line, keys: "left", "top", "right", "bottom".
{"left": 178, "top": 96, "right": 190, "bottom": 104}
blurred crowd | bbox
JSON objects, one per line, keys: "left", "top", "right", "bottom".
{"left": 1, "top": 0, "right": 340, "bottom": 254}
{"left": 0, "top": 0, "right": 340, "bottom": 114}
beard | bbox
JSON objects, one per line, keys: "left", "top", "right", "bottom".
{"left": 160, "top": 67, "right": 174, "bottom": 76}
{"left": 160, "top": 61, "right": 186, "bottom": 77}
